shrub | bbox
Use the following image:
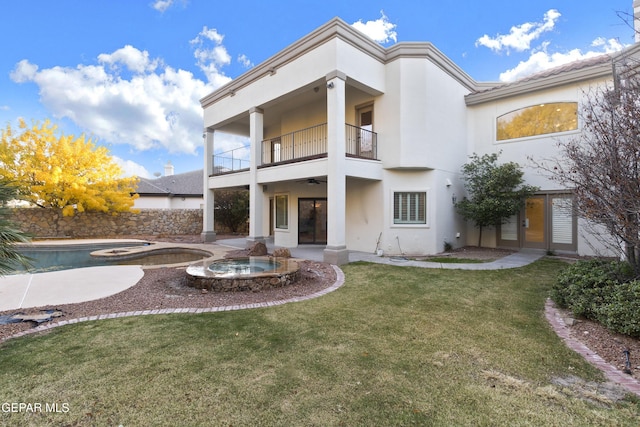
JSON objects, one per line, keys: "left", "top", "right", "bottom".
{"left": 596, "top": 280, "right": 640, "bottom": 337}
{"left": 552, "top": 259, "right": 640, "bottom": 337}
{"left": 551, "top": 259, "right": 632, "bottom": 317}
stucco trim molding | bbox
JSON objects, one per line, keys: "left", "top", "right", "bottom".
{"left": 386, "top": 43, "right": 478, "bottom": 91}
{"left": 200, "top": 17, "right": 481, "bottom": 108}
{"left": 326, "top": 70, "right": 347, "bottom": 81}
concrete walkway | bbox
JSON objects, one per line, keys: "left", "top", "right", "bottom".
{"left": 348, "top": 251, "right": 543, "bottom": 269}
{"left": 216, "top": 237, "right": 544, "bottom": 269}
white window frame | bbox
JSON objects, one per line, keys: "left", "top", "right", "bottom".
{"left": 275, "top": 193, "right": 289, "bottom": 230}
{"left": 494, "top": 101, "right": 580, "bottom": 144}
{"left": 391, "top": 190, "right": 428, "bottom": 227}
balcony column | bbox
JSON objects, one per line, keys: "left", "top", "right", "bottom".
{"left": 247, "top": 107, "right": 266, "bottom": 247}
{"left": 201, "top": 128, "right": 216, "bottom": 242}
{"left": 324, "top": 71, "right": 349, "bottom": 265}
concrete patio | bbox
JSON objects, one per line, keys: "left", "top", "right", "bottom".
{"left": 0, "top": 237, "right": 543, "bottom": 312}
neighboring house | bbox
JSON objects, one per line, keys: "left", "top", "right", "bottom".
{"left": 200, "top": 13, "right": 640, "bottom": 264}
{"left": 134, "top": 164, "right": 204, "bottom": 209}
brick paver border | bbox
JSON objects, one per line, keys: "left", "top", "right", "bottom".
{"left": 545, "top": 298, "right": 640, "bottom": 397}
{"left": 2, "top": 265, "right": 345, "bottom": 343}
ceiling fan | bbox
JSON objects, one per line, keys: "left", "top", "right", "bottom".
{"left": 297, "top": 178, "right": 327, "bottom": 185}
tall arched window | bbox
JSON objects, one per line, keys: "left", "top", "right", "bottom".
{"left": 497, "top": 102, "right": 578, "bottom": 141}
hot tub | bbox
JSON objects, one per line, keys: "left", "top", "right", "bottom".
{"left": 185, "top": 256, "right": 300, "bottom": 292}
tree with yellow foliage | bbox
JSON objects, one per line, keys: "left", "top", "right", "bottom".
{"left": 0, "top": 119, "right": 138, "bottom": 216}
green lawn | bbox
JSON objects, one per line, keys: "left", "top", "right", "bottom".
{"left": 0, "top": 259, "right": 638, "bottom": 426}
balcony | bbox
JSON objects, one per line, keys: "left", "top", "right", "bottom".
{"left": 212, "top": 145, "right": 250, "bottom": 175}
{"left": 211, "top": 123, "right": 377, "bottom": 176}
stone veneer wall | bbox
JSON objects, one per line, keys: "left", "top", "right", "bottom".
{"left": 9, "top": 208, "right": 204, "bottom": 238}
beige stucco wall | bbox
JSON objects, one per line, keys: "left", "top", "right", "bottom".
{"left": 201, "top": 17, "right": 628, "bottom": 258}
{"left": 376, "top": 56, "right": 470, "bottom": 172}
{"left": 464, "top": 76, "right": 614, "bottom": 255}
{"left": 204, "top": 37, "right": 386, "bottom": 132}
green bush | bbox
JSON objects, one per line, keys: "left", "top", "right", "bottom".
{"left": 597, "top": 280, "right": 640, "bottom": 337}
{"left": 551, "top": 259, "right": 640, "bottom": 337}
{"left": 551, "top": 260, "right": 632, "bottom": 316}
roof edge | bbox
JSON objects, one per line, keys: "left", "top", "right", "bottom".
{"left": 465, "top": 43, "right": 640, "bottom": 105}
{"left": 386, "top": 43, "right": 479, "bottom": 91}
{"left": 200, "top": 18, "right": 481, "bottom": 108}
{"left": 200, "top": 18, "right": 385, "bottom": 109}
{"left": 464, "top": 60, "right": 613, "bottom": 106}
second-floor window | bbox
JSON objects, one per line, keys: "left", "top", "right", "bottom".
{"left": 496, "top": 102, "right": 578, "bottom": 141}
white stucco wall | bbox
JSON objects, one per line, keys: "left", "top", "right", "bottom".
{"left": 345, "top": 178, "right": 383, "bottom": 253}
{"left": 464, "top": 76, "right": 614, "bottom": 255}
{"left": 376, "top": 56, "right": 470, "bottom": 172}
{"left": 201, "top": 17, "right": 632, "bottom": 258}
{"left": 134, "top": 196, "right": 204, "bottom": 210}
{"left": 204, "top": 36, "right": 386, "bottom": 131}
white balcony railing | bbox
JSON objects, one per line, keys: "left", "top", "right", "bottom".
{"left": 211, "top": 123, "right": 377, "bottom": 175}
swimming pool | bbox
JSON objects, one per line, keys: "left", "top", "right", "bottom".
{"left": 14, "top": 242, "right": 211, "bottom": 274}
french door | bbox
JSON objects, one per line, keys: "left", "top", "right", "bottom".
{"left": 498, "top": 193, "right": 576, "bottom": 252}
{"left": 298, "top": 198, "right": 327, "bottom": 244}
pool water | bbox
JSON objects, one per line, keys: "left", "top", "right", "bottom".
{"left": 206, "top": 258, "right": 280, "bottom": 275}
{"left": 186, "top": 256, "right": 300, "bottom": 292}
{"left": 14, "top": 244, "right": 209, "bottom": 274}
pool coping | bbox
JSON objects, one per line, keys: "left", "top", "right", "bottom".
{"left": 90, "top": 241, "right": 221, "bottom": 270}
{"left": 17, "top": 239, "right": 230, "bottom": 271}
{"left": 1, "top": 239, "right": 233, "bottom": 311}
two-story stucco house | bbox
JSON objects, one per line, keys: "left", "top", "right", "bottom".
{"left": 200, "top": 14, "right": 640, "bottom": 264}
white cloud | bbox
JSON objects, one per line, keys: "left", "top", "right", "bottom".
{"left": 351, "top": 11, "right": 397, "bottom": 45}
{"left": 113, "top": 156, "right": 152, "bottom": 178}
{"left": 10, "top": 29, "right": 234, "bottom": 155}
{"left": 98, "top": 45, "right": 160, "bottom": 74}
{"left": 152, "top": 0, "right": 173, "bottom": 13}
{"left": 476, "top": 9, "right": 561, "bottom": 54}
{"left": 10, "top": 59, "right": 38, "bottom": 83}
{"left": 190, "top": 26, "right": 232, "bottom": 85}
{"left": 591, "top": 37, "right": 624, "bottom": 52}
{"left": 213, "top": 132, "right": 250, "bottom": 155}
{"left": 499, "top": 38, "right": 627, "bottom": 82}
{"left": 0, "top": 105, "right": 9, "bottom": 111}
{"left": 238, "top": 54, "right": 253, "bottom": 69}
{"left": 474, "top": 9, "right": 628, "bottom": 82}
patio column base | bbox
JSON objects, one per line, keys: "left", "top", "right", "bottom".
{"left": 323, "top": 245, "right": 349, "bottom": 265}
{"left": 201, "top": 231, "right": 217, "bottom": 243}
{"left": 246, "top": 236, "right": 266, "bottom": 249}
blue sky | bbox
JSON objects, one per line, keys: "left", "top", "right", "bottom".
{"left": 0, "top": 0, "right": 636, "bottom": 178}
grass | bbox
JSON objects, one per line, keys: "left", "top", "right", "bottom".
{"left": 0, "top": 258, "right": 639, "bottom": 426}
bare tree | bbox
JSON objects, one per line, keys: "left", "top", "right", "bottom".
{"left": 532, "top": 54, "right": 640, "bottom": 273}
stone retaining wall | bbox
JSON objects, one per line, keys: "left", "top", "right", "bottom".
{"left": 9, "top": 208, "right": 204, "bottom": 238}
